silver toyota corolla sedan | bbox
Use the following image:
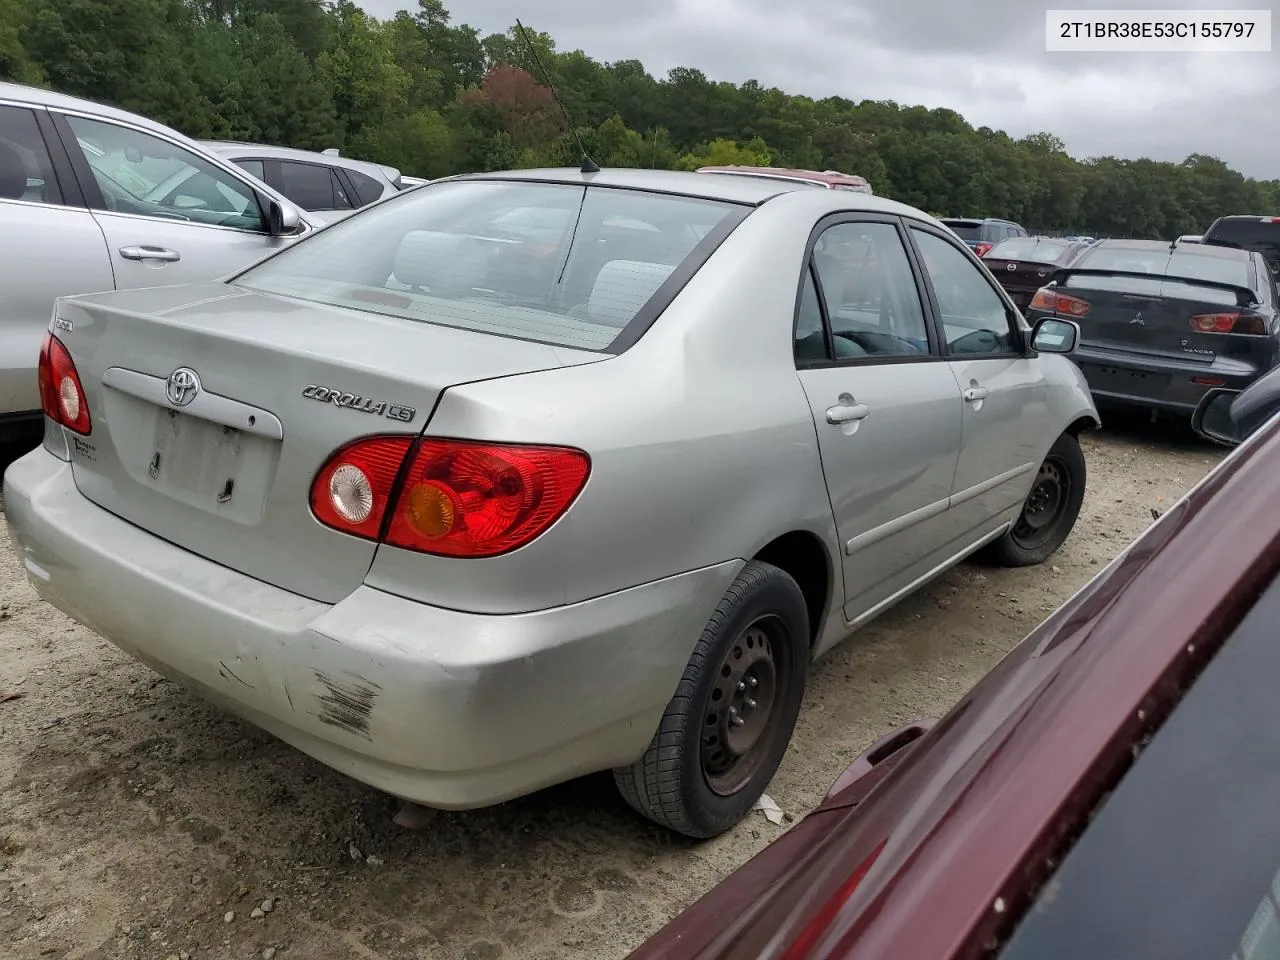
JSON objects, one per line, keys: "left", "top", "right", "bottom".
{"left": 3, "top": 169, "right": 1099, "bottom": 838}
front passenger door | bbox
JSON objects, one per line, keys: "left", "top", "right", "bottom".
{"left": 908, "top": 225, "right": 1049, "bottom": 543}
{"left": 795, "top": 217, "right": 964, "bottom": 622}
{"left": 53, "top": 113, "right": 299, "bottom": 289}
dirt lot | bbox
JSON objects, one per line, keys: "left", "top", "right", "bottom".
{"left": 0, "top": 417, "right": 1225, "bottom": 960}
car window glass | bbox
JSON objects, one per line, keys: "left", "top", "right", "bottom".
{"left": 989, "top": 238, "right": 1069, "bottom": 263}
{"left": 1167, "top": 251, "right": 1252, "bottom": 288}
{"left": 232, "top": 158, "right": 265, "bottom": 181}
{"left": 329, "top": 169, "right": 354, "bottom": 209}
{"left": 278, "top": 161, "right": 341, "bottom": 210}
{"left": 794, "top": 266, "right": 829, "bottom": 362}
{"left": 942, "top": 221, "right": 982, "bottom": 241}
{"left": 811, "top": 222, "right": 930, "bottom": 359}
{"left": 345, "top": 168, "right": 385, "bottom": 206}
{"left": 234, "top": 180, "right": 742, "bottom": 352}
{"left": 912, "top": 228, "right": 1015, "bottom": 355}
{"left": 0, "top": 105, "right": 63, "bottom": 205}
{"left": 65, "top": 115, "right": 263, "bottom": 231}
{"left": 996, "top": 577, "right": 1280, "bottom": 960}
{"left": 1205, "top": 219, "right": 1280, "bottom": 262}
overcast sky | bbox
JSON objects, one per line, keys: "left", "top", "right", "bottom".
{"left": 359, "top": 0, "right": 1278, "bottom": 179}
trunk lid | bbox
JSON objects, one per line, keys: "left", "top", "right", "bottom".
{"left": 55, "top": 282, "right": 601, "bottom": 603}
{"left": 1057, "top": 266, "right": 1267, "bottom": 364}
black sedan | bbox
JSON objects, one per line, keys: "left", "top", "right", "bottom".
{"left": 1025, "top": 238, "right": 1280, "bottom": 415}
{"left": 983, "top": 237, "right": 1089, "bottom": 310}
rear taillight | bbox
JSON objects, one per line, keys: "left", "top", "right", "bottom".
{"left": 37, "top": 332, "right": 91, "bottom": 435}
{"left": 310, "top": 436, "right": 590, "bottom": 558}
{"left": 974, "top": 242, "right": 993, "bottom": 257}
{"left": 780, "top": 840, "right": 886, "bottom": 960}
{"left": 1190, "top": 311, "right": 1267, "bottom": 335}
{"left": 1029, "top": 288, "right": 1090, "bottom": 316}
{"left": 310, "top": 436, "right": 416, "bottom": 540}
{"left": 386, "top": 438, "right": 590, "bottom": 558}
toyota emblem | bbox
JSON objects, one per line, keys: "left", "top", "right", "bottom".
{"left": 165, "top": 367, "right": 201, "bottom": 407}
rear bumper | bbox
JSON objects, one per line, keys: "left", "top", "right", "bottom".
{"left": 3, "top": 448, "right": 739, "bottom": 809}
{"left": 1075, "top": 344, "right": 1267, "bottom": 413}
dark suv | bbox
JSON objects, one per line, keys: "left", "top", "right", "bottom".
{"left": 1202, "top": 215, "right": 1280, "bottom": 273}
{"left": 938, "top": 217, "right": 1029, "bottom": 258}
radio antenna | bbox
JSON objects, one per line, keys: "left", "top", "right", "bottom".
{"left": 515, "top": 19, "right": 599, "bottom": 173}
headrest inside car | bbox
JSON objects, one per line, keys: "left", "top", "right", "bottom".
{"left": 587, "top": 260, "right": 674, "bottom": 328}
{"left": 392, "top": 230, "right": 489, "bottom": 297}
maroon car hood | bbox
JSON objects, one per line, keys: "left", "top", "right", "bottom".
{"left": 630, "top": 418, "right": 1280, "bottom": 960}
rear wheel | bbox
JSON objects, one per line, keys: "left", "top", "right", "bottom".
{"left": 613, "top": 561, "right": 809, "bottom": 839}
{"left": 983, "top": 431, "right": 1086, "bottom": 567}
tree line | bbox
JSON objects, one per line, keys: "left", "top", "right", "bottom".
{"left": 1, "top": 0, "right": 1275, "bottom": 238}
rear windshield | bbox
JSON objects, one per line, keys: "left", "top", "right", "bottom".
{"left": 1074, "top": 246, "right": 1252, "bottom": 288}
{"left": 987, "top": 238, "right": 1071, "bottom": 263}
{"left": 1205, "top": 218, "right": 1280, "bottom": 261}
{"left": 234, "top": 179, "right": 744, "bottom": 351}
{"left": 997, "top": 574, "right": 1280, "bottom": 960}
{"left": 941, "top": 221, "right": 982, "bottom": 241}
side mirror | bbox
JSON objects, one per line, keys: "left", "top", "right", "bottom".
{"left": 266, "top": 197, "right": 303, "bottom": 237}
{"left": 1192, "top": 389, "right": 1246, "bottom": 446}
{"left": 1030, "top": 316, "right": 1079, "bottom": 354}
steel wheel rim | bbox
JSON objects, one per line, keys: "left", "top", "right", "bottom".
{"left": 701, "top": 615, "right": 790, "bottom": 797}
{"left": 1013, "top": 457, "right": 1069, "bottom": 548}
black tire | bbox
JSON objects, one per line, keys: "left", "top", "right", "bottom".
{"left": 983, "top": 431, "right": 1086, "bottom": 567}
{"left": 613, "top": 560, "right": 810, "bottom": 839}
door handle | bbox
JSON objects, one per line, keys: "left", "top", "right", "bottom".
{"left": 962, "top": 386, "right": 989, "bottom": 402}
{"left": 826, "top": 401, "right": 870, "bottom": 424}
{"left": 119, "top": 245, "right": 181, "bottom": 262}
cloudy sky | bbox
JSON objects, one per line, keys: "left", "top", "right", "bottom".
{"left": 359, "top": 0, "right": 1278, "bottom": 179}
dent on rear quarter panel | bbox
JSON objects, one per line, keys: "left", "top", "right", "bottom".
{"left": 363, "top": 194, "right": 846, "bottom": 618}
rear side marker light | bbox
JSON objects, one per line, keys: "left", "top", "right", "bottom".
{"left": 310, "top": 436, "right": 590, "bottom": 558}
{"left": 1029, "top": 288, "right": 1090, "bottom": 317}
{"left": 37, "top": 332, "right": 91, "bottom": 435}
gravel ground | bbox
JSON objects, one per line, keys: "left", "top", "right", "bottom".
{"left": 0, "top": 415, "right": 1226, "bottom": 960}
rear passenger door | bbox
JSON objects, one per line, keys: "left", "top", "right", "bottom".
{"left": 794, "top": 215, "right": 964, "bottom": 622}
{"left": 907, "top": 224, "right": 1048, "bottom": 543}
{"left": 0, "top": 103, "right": 113, "bottom": 417}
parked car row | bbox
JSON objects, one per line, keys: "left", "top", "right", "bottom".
{"left": 0, "top": 82, "right": 428, "bottom": 442}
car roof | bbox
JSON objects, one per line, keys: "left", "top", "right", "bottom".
{"left": 1, "top": 80, "right": 186, "bottom": 138}
{"left": 200, "top": 140, "right": 399, "bottom": 183}
{"left": 444, "top": 168, "right": 927, "bottom": 219}
{"left": 940, "top": 216, "right": 1016, "bottom": 226}
{"left": 696, "top": 165, "right": 870, "bottom": 187}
